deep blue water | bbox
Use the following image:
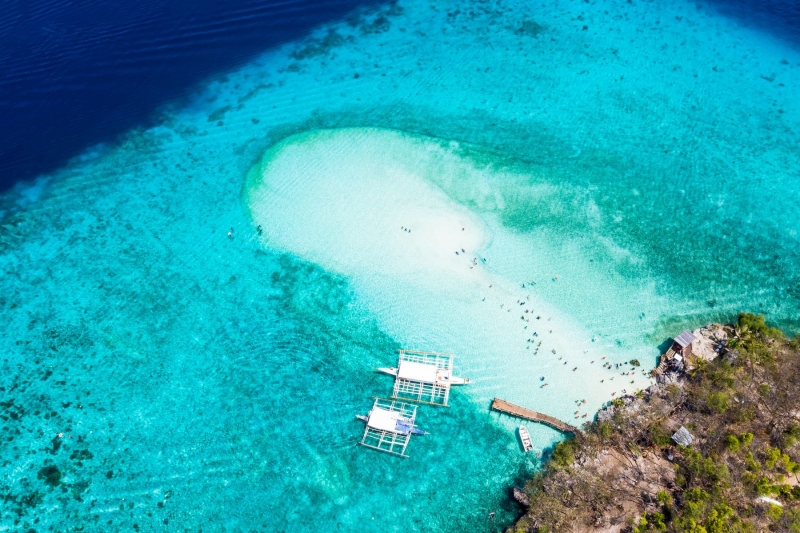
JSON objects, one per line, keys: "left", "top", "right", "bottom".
{"left": 704, "top": 0, "right": 800, "bottom": 46}
{"left": 3, "top": 0, "right": 800, "bottom": 192}
{"left": 0, "top": 0, "right": 375, "bottom": 191}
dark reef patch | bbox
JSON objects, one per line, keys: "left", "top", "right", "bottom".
{"left": 37, "top": 465, "right": 61, "bottom": 487}
{"left": 2, "top": 489, "right": 44, "bottom": 517}
{"left": 207, "top": 105, "right": 232, "bottom": 123}
{"left": 515, "top": 20, "right": 546, "bottom": 37}
{"left": 70, "top": 449, "right": 94, "bottom": 462}
{"left": 69, "top": 480, "right": 90, "bottom": 501}
{"left": 361, "top": 15, "right": 391, "bottom": 34}
{"left": 291, "top": 31, "right": 352, "bottom": 60}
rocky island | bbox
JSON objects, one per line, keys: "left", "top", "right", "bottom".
{"left": 511, "top": 314, "right": 800, "bottom": 532}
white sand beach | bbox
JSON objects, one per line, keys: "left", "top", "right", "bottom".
{"left": 246, "top": 128, "right": 491, "bottom": 291}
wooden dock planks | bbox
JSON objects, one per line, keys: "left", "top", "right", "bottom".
{"left": 652, "top": 347, "right": 677, "bottom": 376}
{"left": 491, "top": 398, "right": 579, "bottom": 434}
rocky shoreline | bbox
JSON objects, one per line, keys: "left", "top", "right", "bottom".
{"left": 507, "top": 315, "right": 800, "bottom": 532}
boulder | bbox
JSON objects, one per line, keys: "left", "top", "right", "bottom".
{"left": 512, "top": 486, "right": 530, "bottom": 508}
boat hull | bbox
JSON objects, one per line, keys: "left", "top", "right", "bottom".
{"left": 378, "top": 367, "right": 470, "bottom": 385}
{"left": 518, "top": 426, "right": 534, "bottom": 452}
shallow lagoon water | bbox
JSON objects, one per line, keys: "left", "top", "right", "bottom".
{"left": 2, "top": 0, "right": 800, "bottom": 530}
{"left": 245, "top": 127, "right": 655, "bottom": 415}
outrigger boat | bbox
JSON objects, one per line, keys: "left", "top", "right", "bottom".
{"left": 518, "top": 425, "right": 534, "bottom": 452}
{"left": 377, "top": 350, "right": 471, "bottom": 406}
{"left": 356, "top": 399, "right": 427, "bottom": 457}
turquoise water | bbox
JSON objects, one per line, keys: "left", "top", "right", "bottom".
{"left": 2, "top": 0, "right": 800, "bottom": 530}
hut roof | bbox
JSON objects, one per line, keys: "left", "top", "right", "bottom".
{"left": 674, "top": 329, "right": 697, "bottom": 348}
{"left": 672, "top": 426, "right": 695, "bottom": 446}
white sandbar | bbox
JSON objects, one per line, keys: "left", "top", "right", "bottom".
{"left": 246, "top": 128, "right": 653, "bottom": 441}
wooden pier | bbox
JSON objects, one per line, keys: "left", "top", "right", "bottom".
{"left": 491, "top": 398, "right": 579, "bottom": 435}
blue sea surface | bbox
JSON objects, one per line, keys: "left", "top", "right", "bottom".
{"left": 0, "top": 0, "right": 372, "bottom": 192}
{"left": 1, "top": 0, "right": 800, "bottom": 531}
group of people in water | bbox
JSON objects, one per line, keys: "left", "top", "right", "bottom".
{"left": 427, "top": 233, "right": 645, "bottom": 426}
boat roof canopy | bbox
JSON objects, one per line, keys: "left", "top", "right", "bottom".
{"left": 398, "top": 360, "right": 443, "bottom": 383}
{"left": 367, "top": 407, "right": 403, "bottom": 433}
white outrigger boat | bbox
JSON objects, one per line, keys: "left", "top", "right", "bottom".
{"left": 356, "top": 399, "right": 428, "bottom": 457}
{"left": 377, "top": 350, "right": 470, "bottom": 406}
{"left": 518, "top": 425, "right": 534, "bottom": 452}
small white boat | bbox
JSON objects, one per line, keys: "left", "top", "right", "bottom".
{"left": 518, "top": 425, "right": 534, "bottom": 452}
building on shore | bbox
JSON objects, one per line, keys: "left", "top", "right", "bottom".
{"left": 672, "top": 329, "right": 697, "bottom": 359}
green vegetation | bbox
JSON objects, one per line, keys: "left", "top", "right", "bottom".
{"left": 551, "top": 439, "right": 579, "bottom": 469}
{"left": 513, "top": 314, "right": 800, "bottom": 532}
